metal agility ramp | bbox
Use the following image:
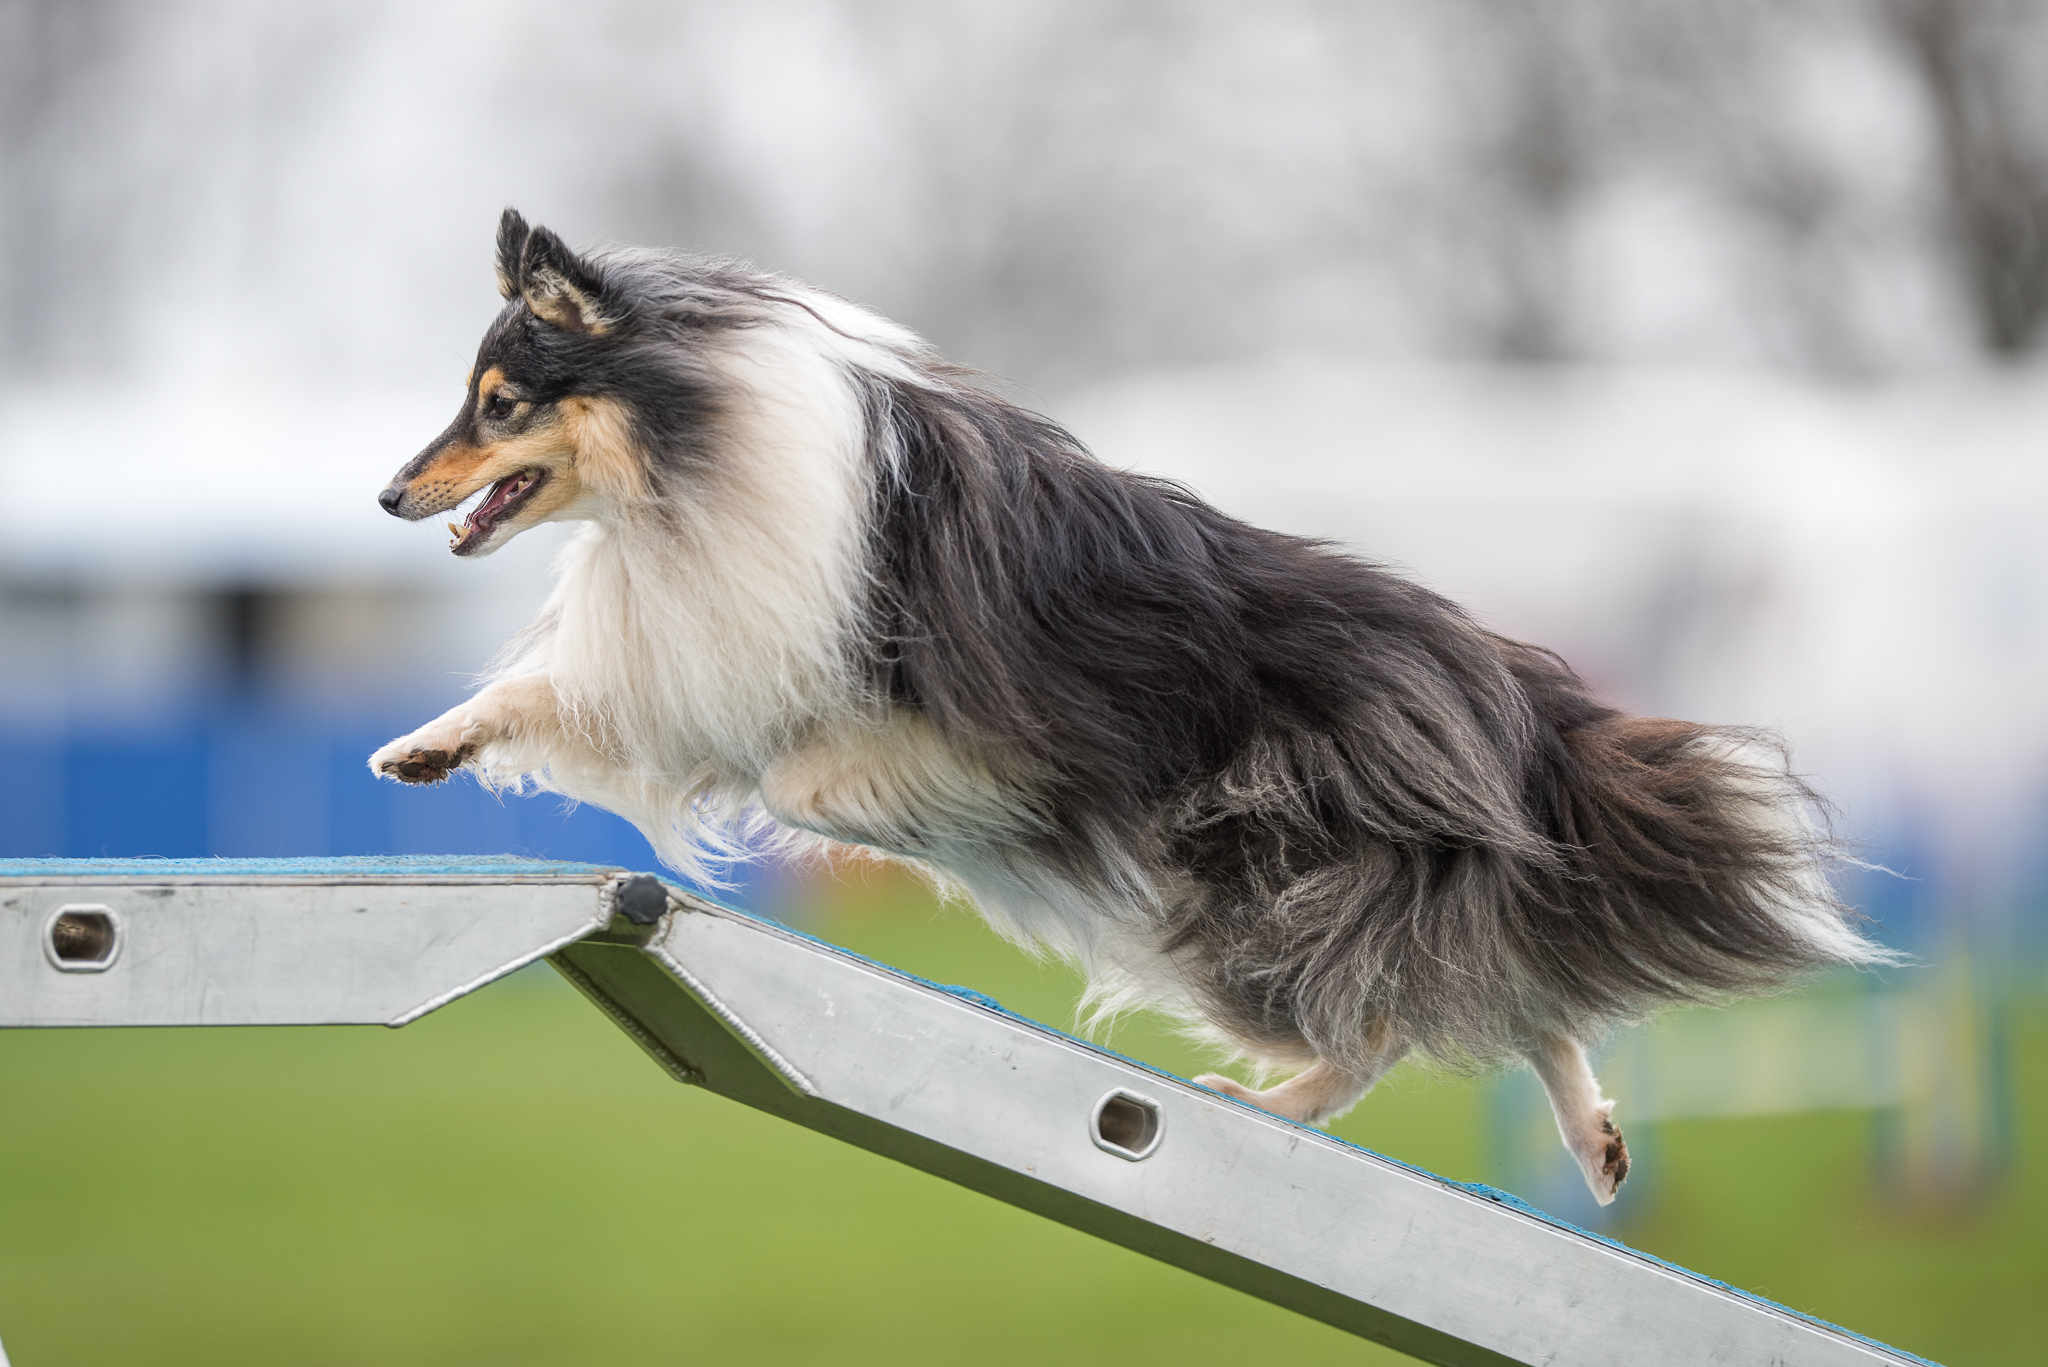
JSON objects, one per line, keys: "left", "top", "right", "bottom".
{"left": 2, "top": 856, "right": 1934, "bottom": 1367}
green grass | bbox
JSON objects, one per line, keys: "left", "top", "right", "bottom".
{"left": 1, "top": 879, "right": 2039, "bottom": 1365}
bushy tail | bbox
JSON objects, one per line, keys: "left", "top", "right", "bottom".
{"left": 1527, "top": 714, "right": 1901, "bottom": 1025}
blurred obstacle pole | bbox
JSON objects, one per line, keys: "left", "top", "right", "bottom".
{"left": 1486, "top": 970, "right": 2015, "bottom": 1224}
{"left": 1872, "top": 938, "right": 2014, "bottom": 1207}
{"left": 2, "top": 857, "right": 1939, "bottom": 1367}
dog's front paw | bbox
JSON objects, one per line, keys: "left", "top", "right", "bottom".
{"left": 370, "top": 735, "right": 477, "bottom": 785}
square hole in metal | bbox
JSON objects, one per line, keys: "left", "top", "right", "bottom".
{"left": 48, "top": 906, "right": 120, "bottom": 971}
{"left": 1091, "top": 1089, "right": 1163, "bottom": 1160}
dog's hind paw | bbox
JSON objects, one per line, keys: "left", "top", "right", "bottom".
{"left": 1574, "top": 1102, "right": 1631, "bottom": 1206}
{"left": 371, "top": 740, "right": 476, "bottom": 785}
{"left": 1193, "top": 1073, "right": 1258, "bottom": 1105}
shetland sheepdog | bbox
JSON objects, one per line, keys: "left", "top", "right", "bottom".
{"left": 373, "top": 209, "right": 1896, "bottom": 1202}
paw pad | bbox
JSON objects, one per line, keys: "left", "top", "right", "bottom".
{"left": 1605, "top": 1132, "right": 1629, "bottom": 1181}
{"left": 380, "top": 743, "right": 476, "bottom": 784}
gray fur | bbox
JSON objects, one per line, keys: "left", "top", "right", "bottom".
{"left": 857, "top": 371, "right": 1898, "bottom": 1070}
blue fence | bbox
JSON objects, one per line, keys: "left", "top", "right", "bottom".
{"left": 0, "top": 692, "right": 779, "bottom": 905}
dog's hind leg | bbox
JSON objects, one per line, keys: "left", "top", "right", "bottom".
{"left": 370, "top": 674, "right": 612, "bottom": 785}
{"left": 1195, "top": 1023, "right": 1409, "bottom": 1129}
{"left": 1525, "top": 1032, "right": 1630, "bottom": 1205}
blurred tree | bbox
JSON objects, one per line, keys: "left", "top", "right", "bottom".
{"left": 1471, "top": 1, "right": 1594, "bottom": 364}
{"left": 0, "top": 0, "right": 126, "bottom": 374}
{"left": 1889, "top": 0, "right": 2048, "bottom": 357}
{"left": 4, "top": 0, "right": 2044, "bottom": 382}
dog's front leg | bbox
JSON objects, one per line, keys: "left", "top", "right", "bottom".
{"left": 369, "top": 675, "right": 588, "bottom": 785}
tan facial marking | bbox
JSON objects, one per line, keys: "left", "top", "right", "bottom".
{"left": 401, "top": 392, "right": 638, "bottom": 531}
{"left": 561, "top": 395, "right": 651, "bottom": 502}
{"left": 400, "top": 419, "right": 573, "bottom": 518}
{"left": 406, "top": 441, "right": 491, "bottom": 511}
{"left": 474, "top": 366, "right": 507, "bottom": 414}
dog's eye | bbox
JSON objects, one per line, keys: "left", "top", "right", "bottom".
{"left": 482, "top": 392, "right": 519, "bottom": 421}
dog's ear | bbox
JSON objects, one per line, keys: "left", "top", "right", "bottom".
{"left": 495, "top": 207, "right": 530, "bottom": 300}
{"left": 517, "top": 222, "right": 614, "bottom": 334}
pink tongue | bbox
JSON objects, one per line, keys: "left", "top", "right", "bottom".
{"left": 471, "top": 475, "right": 526, "bottom": 528}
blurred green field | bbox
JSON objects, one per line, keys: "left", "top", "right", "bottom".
{"left": 1, "top": 876, "right": 2039, "bottom": 1366}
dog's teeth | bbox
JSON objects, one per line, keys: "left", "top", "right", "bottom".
{"left": 448, "top": 521, "right": 461, "bottom": 537}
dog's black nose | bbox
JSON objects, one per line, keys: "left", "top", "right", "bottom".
{"left": 377, "top": 485, "right": 404, "bottom": 515}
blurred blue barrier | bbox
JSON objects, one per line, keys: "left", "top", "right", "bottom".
{"left": 0, "top": 694, "right": 778, "bottom": 907}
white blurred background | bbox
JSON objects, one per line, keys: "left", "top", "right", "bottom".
{"left": 2, "top": 0, "right": 2044, "bottom": 958}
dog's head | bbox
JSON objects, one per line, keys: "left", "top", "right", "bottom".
{"left": 382, "top": 208, "right": 926, "bottom": 559}
{"left": 378, "top": 208, "right": 660, "bottom": 556}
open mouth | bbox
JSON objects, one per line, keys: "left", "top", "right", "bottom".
{"left": 448, "top": 469, "right": 546, "bottom": 555}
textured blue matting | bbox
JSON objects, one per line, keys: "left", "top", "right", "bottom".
{"left": 0, "top": 855, "right": 622, "bottom": 879}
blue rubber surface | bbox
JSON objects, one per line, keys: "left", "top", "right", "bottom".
{"left": 0, "top": 855, "right": 622, "bottom": 879}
